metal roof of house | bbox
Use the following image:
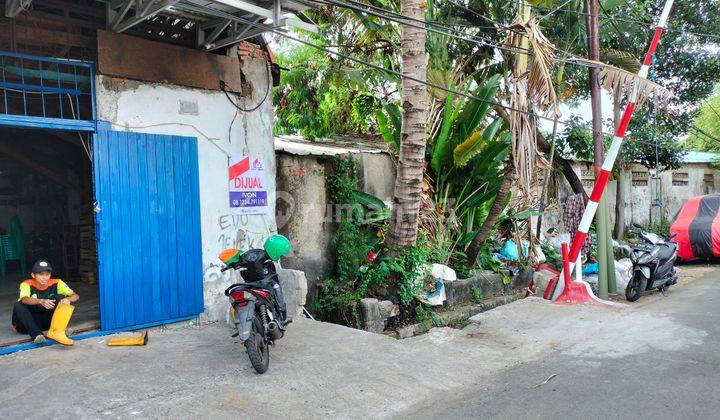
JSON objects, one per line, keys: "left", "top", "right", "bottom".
{"left": 6, "top": 0, "right": 319, "bottom": 52}
{"left": 682, "top": 151, "right": 720, "bottom": 163}
{"left": 275, "top": 135, "right": 390, "bottom": 156}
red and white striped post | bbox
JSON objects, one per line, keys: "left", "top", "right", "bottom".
{"left": 552, "top": 0, "right": 675, "bottom": 301}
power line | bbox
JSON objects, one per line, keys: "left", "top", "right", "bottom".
{"left": 314, "top": 0, "right": 535, "bottom": 57}
{"left": 179, "top": 1, "right": 610, "bottom": 132}
{"left": 516, "top": 0, "right": 720, "bottom": 41}
{"left": 317, "top": 0, "right": 603, "bottom": 69}
{"left": 184, "top": 2, "right": 710, "bottom": 149}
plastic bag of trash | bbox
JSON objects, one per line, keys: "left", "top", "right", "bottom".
{"left": 584, "top": 274, "right": 600, "bottom": 294}
{"left": 582, "top": 263, "right": 599, "bottom": 275}
{"left": 413, "top": 265, "right": 450, "bottom": 306}
{"left": 548, "top": 233, "right": 572, "bottom": 251}
{"left": 430, "top": 263, "right": 457, "bottom": 282}
{"left": 534, "top": 245, "right": 546, "bottom": 263}
{"left": 419, "top": 279, "right": 446, "bottom": 306}
{"left": 615, "top": 258, "right": 633, "bottom": 291}
{"left": 500, "top": 240, "right": 520, "bottom": 260}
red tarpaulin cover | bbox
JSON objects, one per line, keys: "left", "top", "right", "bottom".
{"left": 669, "top": 194, "right": 720, "bottom": 261}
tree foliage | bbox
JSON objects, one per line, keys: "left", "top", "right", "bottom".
{"left": 684, "top": 85, "right": 720, "bottom": 151}
{"left": 557, "top": 113, "right": 685, "bottom": 170}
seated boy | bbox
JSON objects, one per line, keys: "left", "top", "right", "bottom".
{"left": 11, "top": 260, "right": 79, "bottom": 345}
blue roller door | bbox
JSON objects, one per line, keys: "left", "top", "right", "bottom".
{"left": 93, "top": 130, "right": 203, "bottom": 330}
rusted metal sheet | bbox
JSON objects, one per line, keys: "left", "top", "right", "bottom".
{"left": 97, "top": 30, "right": 242, "bottom": 92}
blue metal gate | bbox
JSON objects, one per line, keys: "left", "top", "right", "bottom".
{"left": 93, "top": 130, "right": 203, "bottom": 330}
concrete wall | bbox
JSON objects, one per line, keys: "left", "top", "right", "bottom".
{"left": 95, "top": 55, "right": 276, "bottom": 321}
{"left": 544, "top": 161, "right": 720, "bottom": 235}
{"left": 276, "top": 150, "right": 396, "bottom": 307}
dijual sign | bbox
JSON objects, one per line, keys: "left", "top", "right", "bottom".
{"left": 228, "top": 155, "right": 268, "bottom": 215}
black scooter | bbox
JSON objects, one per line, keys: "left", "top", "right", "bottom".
{"left": 625, "top": 224, "right": 678, "bottom": 302}
{"left": 219, "top": 235, "right": 292, "bottom": 374}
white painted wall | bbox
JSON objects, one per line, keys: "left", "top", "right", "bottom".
{"left": 95, "top": 56, "right": 276, "bottom": 321}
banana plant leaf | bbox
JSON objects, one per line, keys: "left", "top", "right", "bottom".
{"left": 352, "top": 190, "right": 388, "bottom": 210}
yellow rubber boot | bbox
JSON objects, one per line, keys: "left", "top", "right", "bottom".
{"left": 46, "top": 303, "right": 75, "bottom": 346}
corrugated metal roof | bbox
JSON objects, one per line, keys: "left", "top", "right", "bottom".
{"left": 682, "top": 151, "right": 720, "bottom": 163}
{"left": 275, "top": 135, "right": 390, "bottom": 156}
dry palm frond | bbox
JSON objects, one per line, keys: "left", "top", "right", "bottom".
{"left": 504, "top": 16, "right": 556, "bottom": 209}
{"left": 525, "top": 18, "right": 559, "bottom": 113}
{"left": 504, "top": 17, "right": 560, "bottom": 117}
{"left": 598, "top": 65, "right": 675, "bottom": 108}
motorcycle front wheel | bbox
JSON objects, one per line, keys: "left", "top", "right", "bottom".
{"left": 245, "top": 314, "right": 270, "bottom": 374}
{"left": 625, "top": 273, "right": 647, "bottom": 302}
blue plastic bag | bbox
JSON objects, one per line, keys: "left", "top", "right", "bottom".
{"left": 582, "top": 263, "right": 599, "bottom": 275}
{"left": 500, "top": 240, "right": 520, "bottom": 261}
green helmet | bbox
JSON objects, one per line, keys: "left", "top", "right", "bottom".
{"left": 264, "top": 234, "right": 292, "bottom": 261}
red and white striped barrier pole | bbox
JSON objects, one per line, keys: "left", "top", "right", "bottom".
{"left": 552, "top": 0, "right": 675, "bottom": 301}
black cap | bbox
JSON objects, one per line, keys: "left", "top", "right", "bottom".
{"left": 32, "top": 260, "right": 53, "bottom": 273}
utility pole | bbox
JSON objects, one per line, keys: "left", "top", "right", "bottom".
{"left": 585, "top": 0, "right": 615, "bottom": 297}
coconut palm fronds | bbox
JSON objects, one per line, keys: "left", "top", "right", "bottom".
{"left": 525, "top": 18, "right": 559, "bottom": 114}
{"left": 598, "top": 65, "right": 675, "bottom": 108}
{"left": 600, "top": 48, "right": 641, "bottom": 73}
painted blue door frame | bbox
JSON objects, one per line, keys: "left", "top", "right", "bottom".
{"left": 93, "top": 130, "right": 204, "bottom": 330}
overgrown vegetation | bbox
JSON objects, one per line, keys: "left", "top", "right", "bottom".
{"left": 280, "top": 0, "right": 720, "bottom": 330}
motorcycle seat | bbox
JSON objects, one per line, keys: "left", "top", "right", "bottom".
{"left": 657, "top": 243, "right": 676, "bottom": 261}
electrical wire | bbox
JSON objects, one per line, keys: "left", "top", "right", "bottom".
{"left": 220, "top": 64, "right": 272, "bottom": 113}
{"left": 108, "top": 121, "right": 231, "bottom": 157}
{"left": 516, "top": 0, "right": 720, "bottom": 41}
{"left": 179, "top": 1, "right": 650, "bottom": 137}
{"left": 66, "top": 93, "right": 92, "bottom": 162}
{"left": 317, "top": 0, "right": 601, "bottom": 69}
{"left": 314, "top": 0, "right": 536, "bottom": 57}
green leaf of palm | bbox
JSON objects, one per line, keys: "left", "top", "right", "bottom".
{"left": 431, "top": 87, "right": 460, "bottom": 174}
{"left": 352, "top": 190, "right": 388, "bottom": 210}
{"left": 456, "top": 74, "right": 502, "bottom": 141}
{"left": 600, "top": 48, "right": 640, "bottom": 73}
{"left": 482, "top": 117, "right": 504, "bottom": 142}
{"left": 384, "top": 103, "right": 402, "bottom": 146}
{"left": 453, "top": 131, "right": 486, "bottom": 168}
{"left": 375, "top": 110, "right": 396, "bottom": 149}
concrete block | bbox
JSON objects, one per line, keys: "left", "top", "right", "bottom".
{"left": 533, "top": 270, "right": 556, "bottom": 297}
{"left": 359, "top": 298, "right": 385, "bottom": 333}
{"left": 396, "top": 324, "right": 416, "bottom": 339}
{"left": 278, "top": 269, "right": 308, "bottom": 317}
{"left": 443, "top": 270, "right": 532, "bottom": 308}
{"left": 378, "top": 300, "right": 399, "bottom": 319}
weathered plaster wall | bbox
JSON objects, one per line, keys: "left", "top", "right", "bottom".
{"left": 277, "top": 150, "right": 396, "bottom": 307}
{"left": 95, "top": 56, "right": 276, "bottom": 321}
{"left": 544, "top": 162, "right": 720, "bottom": 236}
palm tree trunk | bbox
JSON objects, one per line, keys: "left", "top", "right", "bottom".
{"left": 385, "top": 0, "right": 428, "bottom": 252}
{"left": 466, "top": 160, "right": 514, "bottom": 264}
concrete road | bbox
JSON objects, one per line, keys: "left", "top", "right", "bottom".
{"left": 0, "top": 265, "right": 717, "bottom": 419}
{"left": 402, "top": 265, "right": 720, "bottom": 419}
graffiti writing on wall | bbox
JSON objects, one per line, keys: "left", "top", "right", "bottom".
{"left": 216, "top": 213, "right": 273, "bottom": 251}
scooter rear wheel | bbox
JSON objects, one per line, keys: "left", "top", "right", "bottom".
{"left": 245, "top": 316, "right": 270, "bottom": 374}
{"left": 626, "top": 273, "right": 647, "bottom": 302}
